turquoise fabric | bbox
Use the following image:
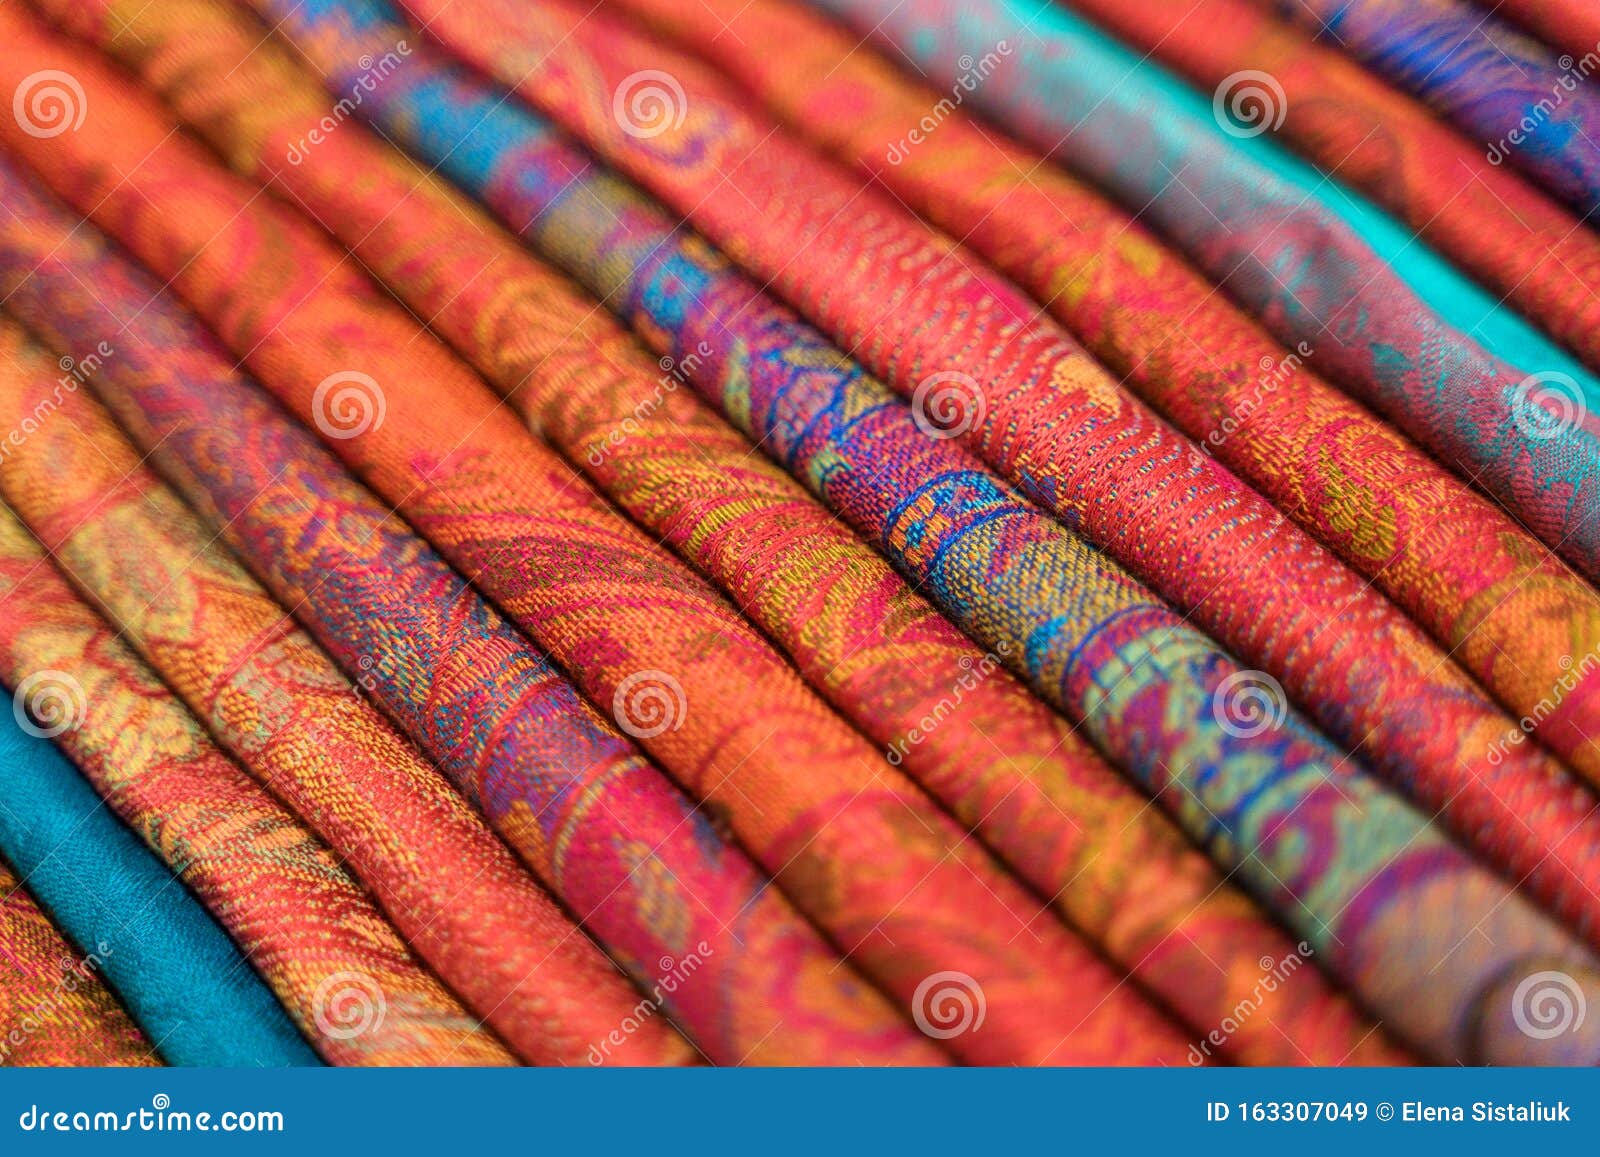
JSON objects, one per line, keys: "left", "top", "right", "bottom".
{"left": 0, "top": 704, "right": 317, "bottom": 1065}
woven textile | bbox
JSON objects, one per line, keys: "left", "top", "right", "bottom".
{"left": 1052, "top": 0, "right": 1600, "bottom": 380}
{"left": 388, "top": 0, "right": 1600, "bottom": 931}
{"left": 0, "top": 166, "right": 939, "bottom": 1072}
{"left": 0, "top": 314, "right": 684, "bottom": 1067}
{"left": 259, "top": 0, "right": 1600, "bottom": 1065}
{"left": 0, "top": 858, "right": 156, "bottom": 1067}
{"left": 0, "top": 666, "right": 314, "bottom": 1066}
{"left": 139, "top": 0, "right": 1406, "bottom": 1068}
{"left": 1257, "top": 0, "right": 1600, "bottom": 214}
{"left": 0, "top": 504, "right": 513, "bottom": 1066}
{"left": 806, "top": 0, "right": 1600, "bottom": 580}
{"left": 605, "top": 0, "right": 1600, "bottom": 831}
{"left": 0, "top": 3, "right": 1199, "bottom": 1067}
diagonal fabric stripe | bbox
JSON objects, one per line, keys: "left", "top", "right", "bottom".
{"left": 0, "top": 855, "right": 158, "bottom": 1067}
{"left": 0, "top": 503, "right": 517, "bottom": 1065}
{"left": 262, "top": 0, "right": 1600, "bottom": 1064}
{"left": 0, "top": 688, "right": 315, "bottom": 1065}
{"left": 0, "top": 317, "right": 692, "bottom": 1067}
{"left": 119, "top": 0, "right": 1413, "bottom": 1067}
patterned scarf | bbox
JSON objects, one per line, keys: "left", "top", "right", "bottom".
{"left": 0, "top": 313, "right": 684, "bottom": 1067}
{"left": 603, "top": 0, "right": 1600, "bottom": 841}
{"left": 255, "top": 0, "right": 1600, "bottom": 1064}
{"left": 80, "top": 0, "right": 1408, "bottom": 1068}
{"left": 1256, "top": 0, "right": 1600, "bottom": 215}
{"left": 0, "top": 5, "right": 1203, "bottom": 1067}
{"left": 0, "top": 857, "right": 157, "bottom": 1067}
{"left": 808, "top": 0, "right": 1600, "bottom": 578}
{"left": 0, "top": 651, "right": 314, "bottom": 1066}
{"left": 0, "top": 503, "right": 514, "bottom": 1065}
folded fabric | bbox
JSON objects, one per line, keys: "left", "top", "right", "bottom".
{"left": 0, "top": 4, "right": 1201, "bottom": 1067}
{"left": 393, "top": 0, "right": 1600, "bottom": 948}
{"left": 1258, "top": 0, "right": 1600, "bottom": 214}
{"left": 806, "top": 0, "right": 1600, "bottom": 579}
{"left": 0, "top": 683, "right": 315, "bottom": 1066}
{"left": 0, "top": 505, "right": 514, "bottom": 1066}
{"left": 0, "top": 173, "right": 946, "bottom": 1072}
{"left": 1493, "top": 0, "right": 1600, "bottom": 64}
{"left": 603, "top": 0, "right": 1600, "bottom": 895}
{"left": 260, "top": 0, "right": 1600, "bottom": 1065}
{"left": 0, "top": 315, "right": 690, "bottom": 1067}
{"left": 1054, "top": 0, "right": 1600, "bottom": 384}
{"left": 0, "top": 857, "right": 157, "bottom": 1067}
{"left": 133, "top": 0, "right": 1409, "bottom": 1068}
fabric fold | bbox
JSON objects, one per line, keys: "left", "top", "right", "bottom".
{"left": 0, "top": 315, "right": 691, "bottom": 1067}
{"left": 601, "top": 0, "right": 1600, "bottom": 895}
{"left": 0, "top": 504, "right": 517, "bottom": 1066}
{"left": 0, "top": 2, "right": 1202, "bottom": 1066}
{"left": 120, "top": 0, "right": 1409, "bottom": 1068}
{"left": 0, "top": 857, "right": 158, "bottom": 1067}
{"left": 805, "top": 0, "right": 1600, "bottom": 579}
{"left": 0, "top": 690, "right": 315, "bottom": 1066}
{"left": 258, "top": 0, "right": 1600, "bottom": 1065}
{"left": 1256, "top": 0, "right": 1600, "bottom": 215}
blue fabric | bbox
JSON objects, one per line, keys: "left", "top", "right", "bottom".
{"left": 0, "top": 705, "right": 316, "bottom": 1065}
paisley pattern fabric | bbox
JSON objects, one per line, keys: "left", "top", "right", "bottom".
{"left": 236, "top": 0, "right": 1600, "bottom": 1066}
{"left": 381, "top": 0, "right": 1600, "bottom": 932}
{"left": 806, "top": 0, "right": 1600, "bottom": 578}
{"left": 1257, "top": 0, "right": 1600, "bottom": 215}
{"left": 2, "top": 0, "right": 1599, "bottom": 1071}
{"left": 0, "top": 2, "right": 1201, "bottom": 1068}
{"left": 0, "top": 858, "right": 158, "bottom": 1067}
{"left": 0, "top": 504, "right": 514, "bottom": 1066}
{"left": 111, "top": 0, "right": 1405, "bottom": 1070}
{"left": 606, "top": 0, "right": 1600, "bottom": 851}
{"left": 0, "top": 314, "right": 684, "bottom": 1068}
{"left": 0, "top": 659, "right": 315, "bottom": 1067}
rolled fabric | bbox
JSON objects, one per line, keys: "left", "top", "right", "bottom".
{"left": 0, "top": 505, "right": 515, "bottom": 1066}
{"left": 383, "top": 0, "right": 1600, "bottom": 934}
{"left": 0, "top": 7, "right": 1196, "bottom": 1068}
{"left": 0, "top": 693, "right": 315, "bottom": 1066}
{"left": 602, "top": 0, "right": 1600, "bottom": 916}
{"left": 0, "top": 858, "right": 157, "bottom": 1066}
{"left": 274, "top": 0, "right": 1600, "bottom": 1064}
{"left": 0, "top": 318, "right": 691, "bottom": 1068}
{"left": 0, "top": 174, "right": 940, "bottom": 1071}
{"left": 1049, "top": 0, "right": 1600, "bottom": 384}
{"left": 1257, "top": 0, "right": 1600, "bottom": 214}
{"left": 126, "top": 0, "right": 1408, "bottom": 1068}
{"left": 804, "top": 0, "right": 1600, "bottom": 578}
{"left": 1493, "top": 0, "right": 1600, "bottom": 66}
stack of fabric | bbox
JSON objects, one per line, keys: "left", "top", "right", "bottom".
{"left": 0, "top": 0, "right": 1597, "bottom": 1066}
